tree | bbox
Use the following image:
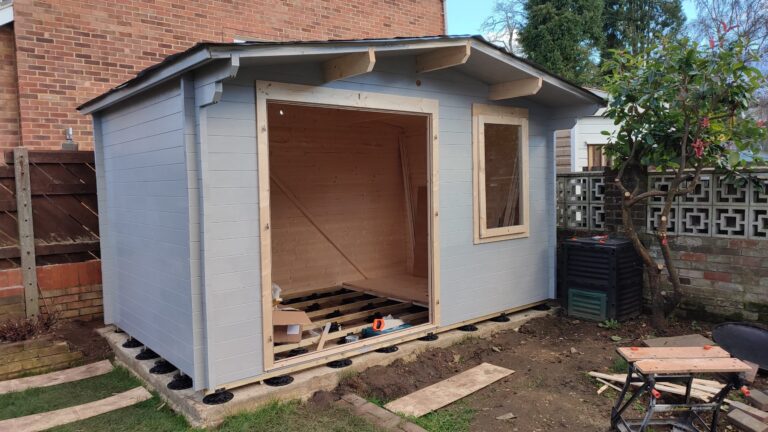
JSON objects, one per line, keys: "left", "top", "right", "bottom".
{"left": 518, "top": 0, "right": 604, "bottom": 86}
{"left": 480, "top": 0, "right": 526, "bottom": 55}
{"left": 602, "top": 34, "right": 767, "bottom": 329}
{"left": 602, "top": 0, "right": 685, "bottom": 58}
{"left": 689, "top": 0, "right": 768, "bottom": 57}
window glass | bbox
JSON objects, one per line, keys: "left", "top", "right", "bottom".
{"left": 484, "top": 123, "right": 522, "bottom": 229}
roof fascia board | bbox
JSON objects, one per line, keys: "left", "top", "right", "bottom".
{"left": 469, "top": 40, "right": 603, "bottom": 105}
{"left": 79, "top": 48, "right": 214, "bottom": 114}
{"left": 210, "top": 39, "right": 472, "bottom": 60}
{"left": 0, "top": 3, "right": 13, "bottom": 27}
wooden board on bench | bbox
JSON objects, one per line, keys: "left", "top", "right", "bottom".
{"left": 618, "top": 346, "right": 731, "bottom": 362}
{"left": 635, "top": 357, "right": 752, "bottom": 374}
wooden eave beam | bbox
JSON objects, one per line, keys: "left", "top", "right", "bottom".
{"left": 415, "top": 41, "right": 471, "bottom": 73}
{"left": 488, "top": 77, "right": 543, "bottom": 100}
{"left": 323, "top": 48, "right": 376, "bottom": 82}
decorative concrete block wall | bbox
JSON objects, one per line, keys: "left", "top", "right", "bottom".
{"left": 557, "top": 169, "right": 768, "bottom": 323}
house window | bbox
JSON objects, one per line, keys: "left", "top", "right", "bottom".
{"left": 586, "top": 144, "right": 609, "bottom": 170}
{"left": 473, "top": 104, "right": 530, "bottom": 243}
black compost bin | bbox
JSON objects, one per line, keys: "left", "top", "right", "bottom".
{"left": 562, "top": 237, "right": 643, "bottom": 321}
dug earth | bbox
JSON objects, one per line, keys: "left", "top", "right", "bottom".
{"left": 312, "top": 315, "right": 766, "bottom": 432}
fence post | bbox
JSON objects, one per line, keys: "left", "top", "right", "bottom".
{"left": 13, "top": 148, "right": 39, "bottom": 317}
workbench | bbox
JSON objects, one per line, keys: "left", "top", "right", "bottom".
{"left": 611, "top": 346, "right": 752, "bottom": 432}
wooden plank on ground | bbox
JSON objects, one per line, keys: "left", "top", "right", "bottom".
{"left": 618, "top": 346, "right": 730, "bottom": 362}
{"left": 635, "top": 358, "right": 752, "bottom": 374}
{"left": 643, "top": 334, "right": 714, "bottom": 348}
{"left": 727, "top": 409, "right": 768, "bottom": 432}
{"left": 0, "top": 386, "right": 151, "bottom": 432}
{"left": 0, "top": 360, "right": 113, "bottom": 395}
{"left": 384, "top": 363, "right": 513, "bottom": 417}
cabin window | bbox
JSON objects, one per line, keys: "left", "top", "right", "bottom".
{"left": 472, "top": 104, "right": 530, "bottom": 243}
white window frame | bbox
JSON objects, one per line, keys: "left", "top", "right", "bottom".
{"left": 472, "top": 103, "right": 530, "bottom": 244}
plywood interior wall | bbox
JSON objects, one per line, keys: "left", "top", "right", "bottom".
{"left": 268, "top": 103, "right": 428, "bottom": 295}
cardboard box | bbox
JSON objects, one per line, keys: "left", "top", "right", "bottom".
{"left": 273, "top": 308, "right": 312, "bottom": 344}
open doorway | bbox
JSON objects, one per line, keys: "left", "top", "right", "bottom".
{"left": 265, "top": 101, "right": 433, "bottom": 365}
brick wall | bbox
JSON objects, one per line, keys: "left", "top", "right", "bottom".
{"left": 0, "top": 26, "right": 20, "bottom": 148}
{"left": 9, "top": 0, "right": 445, "bottom": 150}
{"left": 0, "top": 336, "right": 83, "bottom": 380}
{"left": 648, "top": 236, "right": 768, "bottom": 323}
{"left": 0, "top": 260, "right": 103, "bottom": 321}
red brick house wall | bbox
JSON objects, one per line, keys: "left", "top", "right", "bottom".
{"left": 0, "top": 26, "right": 20, "bottom": 148}
{"left": 8, "top": 0, "right": 445, "bottom": 150}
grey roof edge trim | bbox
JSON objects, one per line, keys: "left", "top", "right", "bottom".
{"left": 78, "top": 35, "right": 605, "bottom": 114}
{"left": 468, "top": 40, "right": 605, "bottom": 105}
{"left": 78, "top": 48, "right": 214, "bottom": 114}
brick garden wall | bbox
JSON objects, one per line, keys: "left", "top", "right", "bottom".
{"left": 650, "top": 236, "right": 768, "bottom": 323}
{"left": 9, "top": 0, "right": 445, "bottom": 150}
{"left": 0, "top": 260, "right": 102, "bottom": 321}
{"left": 0, "top": 336, "right": 83, "bottom": 380}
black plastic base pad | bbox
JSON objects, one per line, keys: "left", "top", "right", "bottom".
{"left": 327, "top": 358, "right": 352, "bottom": 369}
{"left": 167, "top": 374, "right": 193, "bottom": 390}
{"left": 135, "top": 348, "right": 160, "bottom": 360}
{"left": 375, "top": 346, "right": 399, "bottom": 353}
{"left": 325, "top": 310, "right": 343, "bottom": 319}
{"left": 418, "top": 332, "right": 438, "bottom": 341}
{"left": 458, "top": 324, "right": 478, "bottom": 332}
{"left": 286, "top": 347, "right": 309, "bottom": 358}
{"left": 490, "top": 314, "right": 510, "bottom": 322}
{"left": 533, "top": 303, "right": 551, "bottom": 311}
{"left": 203, "top": 390, "right": 234, "bottom": 405}
{"left": 122, "top": 337, "right": 143, "bottom": 348}
{"left": 150, "top": 360, "right": 177, "bottom": 375}
{"left": 264, "top": 375, "right": 295, "bottom": 387}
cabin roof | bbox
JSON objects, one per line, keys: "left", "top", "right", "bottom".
{"left": 78, "top": 35, "right": 605, "bottom": 114}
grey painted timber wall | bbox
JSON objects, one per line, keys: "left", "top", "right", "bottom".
{"left": 194, "top": 55, "right": 585, "bottom": 388}
{"left": 97, "top": 80, "right": 197, "bottom": 379}
{"left": 93, "top": 55, "right": 591, "bottom": 391}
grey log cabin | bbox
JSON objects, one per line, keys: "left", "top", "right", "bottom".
{"left": 78, "top": 36, "right": 603, "bottom": 393}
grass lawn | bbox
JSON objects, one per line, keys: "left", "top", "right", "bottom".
{"left": 0, "top": 367, "right": 139, "bottom": 420}
{"left": 0, "top": 364, "right": 390, "bottom": 432}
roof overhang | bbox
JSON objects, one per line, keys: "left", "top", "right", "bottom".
{"left": 78, "top": 36, "right": 606, "bottom": 115}
{"left": 0, "top": 1, "right": 13, "bottom": 27}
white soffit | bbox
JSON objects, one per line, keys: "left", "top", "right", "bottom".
{"left": 0, "top": 2, "right": 13, "bottom": 27}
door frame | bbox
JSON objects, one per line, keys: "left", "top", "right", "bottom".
{"left": 255, "top": 80, "right": 441, "bottom": 371}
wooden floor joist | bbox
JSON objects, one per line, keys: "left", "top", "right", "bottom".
{"left": 284, "top": 291, "right": 362, "bottom": 310}
{"left": 0, "top": 386, "right": 151, "bottom": 432}
{"left": 274, "top": 311, "right": 429, "bottom": 354}
{"left": 303, "top": 301, "right": 415, "bottom": 332}
{"left": 304, "top": 296, "right": 389, "bottom": 319}
{"left": 0, "top": 360, "right": 113, "bottom": 395}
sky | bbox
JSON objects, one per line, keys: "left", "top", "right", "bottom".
{"left": 445, "top": 0, "right": 699, "bottom": 36}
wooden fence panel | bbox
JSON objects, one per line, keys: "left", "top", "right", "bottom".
{"left": 0, "top": 151, "right": 100, "bottom": 269}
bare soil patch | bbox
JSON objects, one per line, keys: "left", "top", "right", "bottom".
{"left": 331, "top": 313, "right": 767, "bottom": 431}
{"left": 53, "top": 319, "right": 111, "bottom": 364}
